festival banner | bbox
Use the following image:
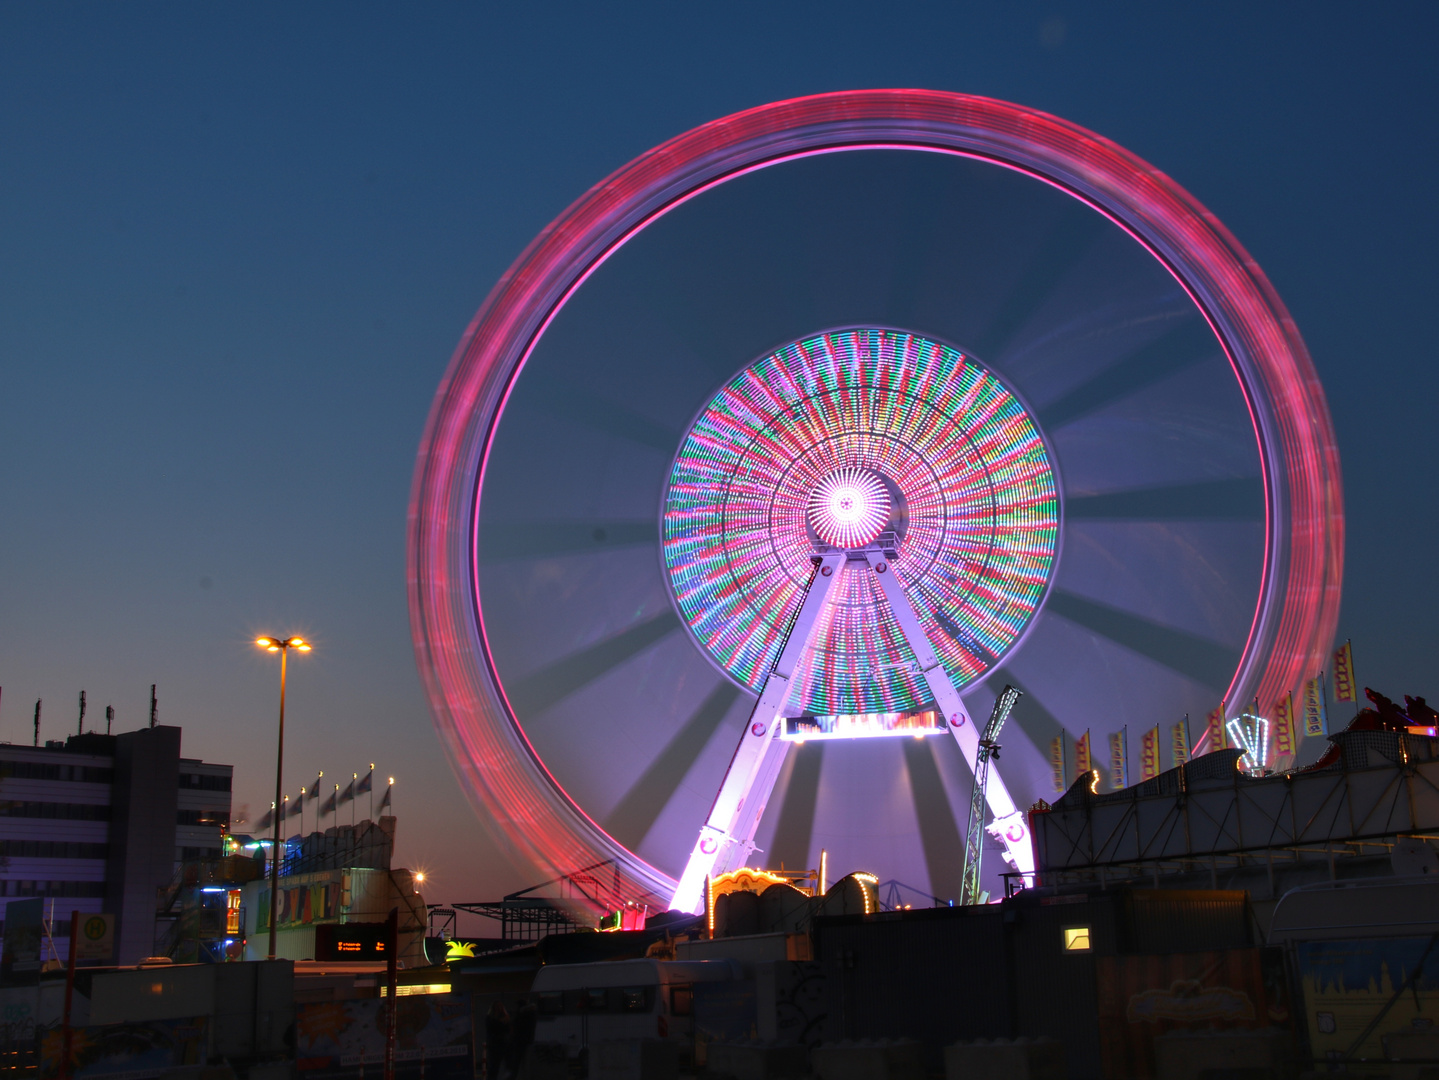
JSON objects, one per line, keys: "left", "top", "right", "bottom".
{"left": 1333, "top": 641, "right": 1356, "bottom": 703}
{"left": 1109, "top": 730, "right": 1127, "bottom": 790}
{"left": 1303, "top": 674, "right": 1328, "bottom": 737}
{"left": 1273, "top": 692, "right": 1296, "bottom": 761}
{"left": 1171, "top": 718, "right": 1190, "bottom": 768}
{"left": 1139, "top": 726, "right": 1161, "bottom": 782}
{"left": 1205, "top": 706, "right": 1226, "bottom": 753}
{"left": 1049, "top": 736, "right": 1065, "bottom": 793}
{"left": 1074, "top": 730, "right": 1092, "bottom": 780}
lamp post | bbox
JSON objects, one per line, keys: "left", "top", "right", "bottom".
{"left": 256, "top": 635, "right": 311, "bottom": 960}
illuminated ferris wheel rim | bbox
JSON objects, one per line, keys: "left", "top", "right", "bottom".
{"left": 408, "top": 91, "right": 1342, "bottom": 902}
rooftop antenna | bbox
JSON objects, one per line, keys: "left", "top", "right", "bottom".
{"left": 105, "top": 705, "right": 114, "bottom": 736}
{"left": 149, "top": 685, "right": 157, "bottom": 729}
{"left": 78, "top": 691, "right": 86, "bottom": 736}
{"left": 33, "top": 700, "right": 41, "bottom": 747}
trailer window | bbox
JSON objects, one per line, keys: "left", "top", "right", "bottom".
{"left": 619, "top": 987, "right": 650, "bottom": 1012}
{"left": 585, "top": 988, "right": 607, "bottom": 1012}
{"left": 538, "top": 992, "right": 563, "bottom": 1015}
{"left": 669, "top": 986, "right": 693, "bottom": 1017}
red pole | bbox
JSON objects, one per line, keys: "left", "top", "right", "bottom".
{"left": 383, "top": 907, "right": 398, "bottom": 1080}
{"left": 60, "top": 910, "right": 79, "bottom": 1080}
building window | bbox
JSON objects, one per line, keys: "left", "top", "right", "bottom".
{"left": 0, "top": 840, "right": 109, "bottom": 860}
{"left": 0, "top": 761, "right": 114, "bottom": 784}
{"left": 1062, "top": 926, "right": 1092, "bottom": 952}
{"left": 177, "top": 774, "right": 232, "bottom": 792}
{"left": 1, "top": 880, "right": 106, "bottom": 899}
{"left": 177, "top": 809, "right": 230, "bottom": 827}
{"left": 0, "top": 802, "right": 111, "bottom": 821}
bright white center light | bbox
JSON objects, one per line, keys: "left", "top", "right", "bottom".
{"left": 808, "top": 468, "right": 891, "bottom": 548}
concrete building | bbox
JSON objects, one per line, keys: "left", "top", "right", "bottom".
{"left": 0, "top": 727, "right": 232, "bottom": 964}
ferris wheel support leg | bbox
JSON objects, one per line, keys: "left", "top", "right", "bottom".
{"left": 862, "top": 551, "right": 1035, "bottom": 880}
{"left": 668, "top": 552, "right": 848, "bottom": 913}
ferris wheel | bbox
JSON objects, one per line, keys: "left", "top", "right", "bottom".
{"left": 408, "top": 91, "right": 1342, "bottom": 911}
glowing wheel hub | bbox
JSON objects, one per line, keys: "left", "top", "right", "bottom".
{"left": 809, "top": 468, "right": 890, "bottom": 548}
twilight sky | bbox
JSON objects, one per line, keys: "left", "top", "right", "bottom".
{"left": 2, "top": 4, "right": 1436, "bottom": 923}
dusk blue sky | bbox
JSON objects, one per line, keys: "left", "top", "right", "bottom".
{"left": 2, "top": 4, "right": 1435, "bottom": 915}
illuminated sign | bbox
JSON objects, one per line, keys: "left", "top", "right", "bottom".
{"left": 1062, "top": 926, "right": 1091, "bottom": 952}
{"left": 781, "top": 709, "right": 944, "bottom": 742}
{"left": 314, "top": 923, "right": 391, "bottom": 961}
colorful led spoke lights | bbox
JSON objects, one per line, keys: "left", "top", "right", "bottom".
{"left": 662, "top": 329, "right": 1060, "bottom": 716}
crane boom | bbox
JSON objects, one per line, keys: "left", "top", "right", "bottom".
{"left": 960, "top": 685, "right": 1022, "bottom": 906}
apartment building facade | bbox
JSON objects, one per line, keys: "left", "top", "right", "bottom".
{"left": 0, "top": 726, "right": 232, "bottom": 964}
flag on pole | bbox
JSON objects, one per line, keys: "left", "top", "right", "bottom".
{"left": 358, "top": 765, "right": 375, "bottom": 818}
{"left": 279, "top": 795, "right": 289, "bottom": 820}
{"left": 378, "top": 778, "right": 393, "bottom": 813}
{"left": 257, "top": 806, "right": 273, "bottom": 832}
{"left": 339, "top": 775, "right": 356, "bottom": 805}
{"left": 1274, "top": 692, "right": 1296, "bottom": 761}
{"left": 1303, "top": 674, "right": 1328, "bottom": 736}
{"left": 1204, "top": 706, "right": 1227, "bottom": 753}
{"left": 320, "top": 784, "right": 337, "bottom": 818}
{"left": 1171, "top": 718, "right": 1191, "bottom": 767}
{"left": 1140, "top": 726, "right": 1161, "bottom": 782}
{"left": 1074, "top": 730, "right": 1092, "bottom": 780}
{"left": 1049, "top": 736, "right": 1065, "bottom": 793}
{"left": 1333, "top": 641, "right": 1356, "bottom": 703}
{"left": 1109, "top": 730, "right": 1128, "bottom": 790}
{"left": 312, "top": 772, "right": 324, "bottom": 804}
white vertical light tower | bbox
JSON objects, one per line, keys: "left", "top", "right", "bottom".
{"left": 668, "top": 469, "right": 1036, "bottom": 914}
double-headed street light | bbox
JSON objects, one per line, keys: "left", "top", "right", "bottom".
{"left": 255, "top": 635, "right": 311, "bottom": 960}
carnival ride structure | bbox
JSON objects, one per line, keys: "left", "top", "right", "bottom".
{"left": 408, "top": 91, "right": 1342, "bottom": 913}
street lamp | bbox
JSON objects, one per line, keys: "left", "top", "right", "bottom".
{"left": 255, "top": 635, "right": 311, "bottom": 960}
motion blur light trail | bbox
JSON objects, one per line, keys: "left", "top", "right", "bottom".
{"left": 409, "top": 91, "right": 1342, "bottom": 904}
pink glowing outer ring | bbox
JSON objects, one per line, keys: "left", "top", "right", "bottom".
{"left": 408, "top": 91, "right": 1343, "bottom": 902}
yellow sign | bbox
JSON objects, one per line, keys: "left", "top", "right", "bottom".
{"left": 76, "top": 913, "right": 114, "bottom": 961}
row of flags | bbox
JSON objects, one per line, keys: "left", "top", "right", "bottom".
{"left": 1050, "top": 641, "right": 1361, "bottom": 792}
{"left": 253, "top": 766, "right": 394, "bottom": 833}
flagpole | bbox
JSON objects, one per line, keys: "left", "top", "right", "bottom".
{"left": 1348, "top": 639, "right": 1359, "bottom": 718}
{"left": 1321, "top": 670, "right": 1331, "bottom": 733}
{"left": 1122, "top": 725, "right": 1129, "bottom": 789}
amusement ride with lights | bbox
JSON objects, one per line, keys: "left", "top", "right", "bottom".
{"left": 408, "top": 91, "right": 1342, "bottom": 913}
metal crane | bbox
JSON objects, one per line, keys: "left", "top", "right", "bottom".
{"left": 960, "top": 685, "right": 1023, "bottom": 906}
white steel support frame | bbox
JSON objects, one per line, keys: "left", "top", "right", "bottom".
{"left": 668, "top": 545, "right": 1036, "bottom": 914}
{"left": 668, "top": 552, "right": 847, "bottom": 913}
{"left": 861, "top": 549, "right": 1035, "bottom": 885}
